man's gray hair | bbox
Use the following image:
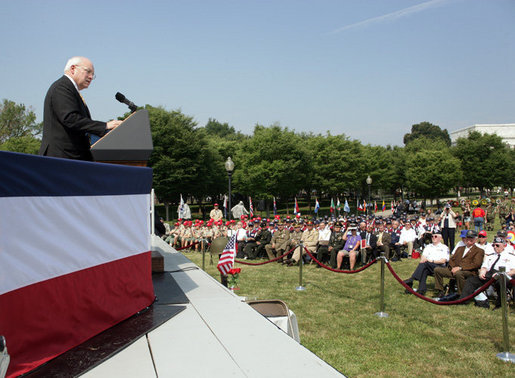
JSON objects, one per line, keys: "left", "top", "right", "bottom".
{"left": 64, "top": 56, "right": 84, "bottom": 73}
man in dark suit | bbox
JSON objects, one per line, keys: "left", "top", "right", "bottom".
{"left": 360, "top": 223, "right": 377, "bottom": 263}
{"left": 433, "top": 230, "right": 484, "bottom": 297}
{"left": 39, "top": 56, "right": 122, "bottom": 160}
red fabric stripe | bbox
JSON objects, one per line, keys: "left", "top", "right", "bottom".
{"left": 0, "top": 251, "right": 154, "bottom": 378}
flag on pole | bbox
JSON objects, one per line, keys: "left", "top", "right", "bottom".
{"left": 344, "top": 198, "right": 350, "bottom": 213}
{"left": 374, "top": 201, "right": 377, "bottom": 213}
{"left": 357, "top": 202, "right": 363, "bottom": 212}
{"left": 294, "top": 197, "right": 299, "bottom": 215}
{"left": 337, "top": 197, "right": 341, "bottom": 211}
{"left": 223, "top": 195, "right": 228, "bottom": 218}
{"left": 217, "top": 234, "right": 237, "bottom": 275}
{"left": 391, "top": 201, "right": 394, "bottom": 212}
{"left": 314, "top": 198, "right": 320, "bottom": 214}
{"left": 330, "top": 198, "right": 335, "bottom": 213}
{"left": 382, "top": 200, "right": 386, "bottom": 212}
{"left": 273, "top": 196, "right": 277, "bottom": 215}
{"left": 178, "top": 194, "right": 185, "bottom": 218}
{"left": 249, "top": 196, "right": 254, "bottom": 218}
{"left": 363, "top": 200, "right": 367, "bottom": 212}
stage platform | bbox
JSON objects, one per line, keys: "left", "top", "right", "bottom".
{"left": 81, "top": 236, "right": 344, "bottom": 378}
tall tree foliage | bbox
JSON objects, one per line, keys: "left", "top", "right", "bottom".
{"left": 233, "top": 124, "right": 310, "bottom": 202}
{"left": 403, "top": 121, "right": 451, "bottom": 146}
{"left": 147, "top": 105, "right": 225, "bottom": 205}
{"left": 453, "top": 131, "right": 514, "bottom": 191}
{"left": 0, "top": 99, "right": 42, "bottom": 153}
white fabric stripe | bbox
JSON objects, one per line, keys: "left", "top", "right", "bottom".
{"left": 0, "top": 194, "right": 150, "bottom": 295}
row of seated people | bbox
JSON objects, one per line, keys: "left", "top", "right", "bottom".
{"left": 162, "top": 215, "right": 445, "bottom": 267}
{"left": 403, "top": 229, "right": 515, "bottom": 309}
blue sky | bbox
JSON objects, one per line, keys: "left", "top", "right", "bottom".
{"left": 1, "top": 0, "right": 514, "bottom": 146}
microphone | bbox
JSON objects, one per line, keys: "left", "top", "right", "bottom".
{"left": 115, "top": 92, "right": 138, "bottom": 113}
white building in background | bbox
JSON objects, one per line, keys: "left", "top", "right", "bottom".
{"left": 450, "top": 123, "right": 515, "bottom": 147}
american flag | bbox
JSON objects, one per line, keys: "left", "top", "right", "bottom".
{"left": 217, "top": 234, "right": 237, "bottom": 275}
{"left": 273, "top": 196, "right": 277, "bottom": 215}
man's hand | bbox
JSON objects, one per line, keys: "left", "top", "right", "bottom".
{"left": 451, "top": 266, "right": 461, "bottom": 275}
{"left": 107, "top": 120, "right": 123, "bottom": 130}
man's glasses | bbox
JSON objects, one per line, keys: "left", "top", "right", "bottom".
{"left": 493, "top": 243, "right": 503, "bottom": 247}
{"left": 478, "top": 235, "right": 486, "bottom": 238}
{"left": 432, "top": 235, "right": 439, "bottom": 238}
{"left": 77, "top": 65, "right": 96, "bottom": 79}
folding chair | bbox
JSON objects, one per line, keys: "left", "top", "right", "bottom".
{"left": 246, "top": 299, "right": 300, "bottom": 342}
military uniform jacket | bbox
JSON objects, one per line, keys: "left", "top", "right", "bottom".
{"left": 271, "top": 229, "right": 290, "bottom": 250}
{"left": 301, "top": 229, "right": 319, "bottom": 248}
{"left": 329, "top": 231, "right": 345, "bottom": 251}
{"left": 256, "top": 229, "right": 272, "bottom": 245}
{"left": 375, "top": 231, "right": 391, "bottom": 246}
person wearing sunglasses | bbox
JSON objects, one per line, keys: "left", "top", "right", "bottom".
{"left": 403, "top": 231, "right": 449, "bottom": 296}
{"left": 459, "top": 236, "right": 515, "bottom": 309}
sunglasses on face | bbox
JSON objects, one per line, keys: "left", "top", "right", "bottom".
{"left": 493, "top": 243, "right": 503, "bottom": 248}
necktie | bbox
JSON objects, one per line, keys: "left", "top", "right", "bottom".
{"left": 488, "top": 254, "right": 501, "bottom": 275}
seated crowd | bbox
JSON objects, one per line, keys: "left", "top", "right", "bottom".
{"left": 160, "top": 198, "right": 515, "bottom": 309}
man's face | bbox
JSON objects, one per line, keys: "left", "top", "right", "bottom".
{"left": 493, "top": 242, "right": 506, "bottom": 254}
{"left": 359, "top": 222, "right": 366, "bottom": 231}
{"left": 69, "top": 58, "right": 95, "bottom": 90}
{"left": 432, "top": 234, "right": 442, "bottom": 245}
{"left": 319, "top": 222, "right": 325, "bottom": 230}
{"left": 378, "top": 224, "right": 384, "bottom": 232}
{"left": 464, "top": 237, "right": 476, "bottom": 247}
{"left": 367, "top": 225, "right": 373, "bottom": 232}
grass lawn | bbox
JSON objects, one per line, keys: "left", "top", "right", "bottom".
{"left": 184, "top": 251, "right": 515, "bottom": 377}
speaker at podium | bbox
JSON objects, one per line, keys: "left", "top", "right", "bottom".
{"left": 91, "top": 109, "right": 153, "bottom": 167}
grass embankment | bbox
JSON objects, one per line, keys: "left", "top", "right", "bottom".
{"left": 185, "top": 252, "right": 515, "bottom": 377}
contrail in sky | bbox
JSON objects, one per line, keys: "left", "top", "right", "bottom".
{"left": 327, "top": 0, "right": 452, "bottom": 34}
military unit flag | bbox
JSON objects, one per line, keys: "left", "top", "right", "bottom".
{"left": 330, "top": 198, "right": 335, "bottom": 213}
{"left": 294, "top": 197, "right": 300, "bottom": 214}
{"left": 344, "top": 199, "right": 350, "bottom": 213}
{"left": 314, "top": 198, "right": 320, "bottom": 214}
{"left": 249, "top": 196, "right": 254, "bottom": 217}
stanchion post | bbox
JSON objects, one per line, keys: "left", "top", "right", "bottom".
{"left": 496, "top": 267, "right": 515, "bottom": 363}
{"left": 374, "top": 252, "right": 389, "bottom": 318}
{"left": 202, "top": 248, "right": 206, "bottom": 271}
{"left": 296, "top": 242, "right": 306, "bottom": 291}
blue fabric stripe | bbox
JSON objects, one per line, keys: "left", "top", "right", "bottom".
{"left": 0, "top": 151, "right": 153, "bottom": 197}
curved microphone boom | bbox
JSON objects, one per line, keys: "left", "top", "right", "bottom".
{"left": 115, "top": 92, "right": 138, "bottom": 113}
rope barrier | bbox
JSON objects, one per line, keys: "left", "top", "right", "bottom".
{"left": 385, "top": 261, "right": 496, "bottom": 305}
{"left": 175, "top": 241, "right": 202, "bottom": 251}
{"left": 303, "top": 247, "right": 377, "bottom": 273}
{"left": 235, "top": 247, "right": 295, "bottom": 266}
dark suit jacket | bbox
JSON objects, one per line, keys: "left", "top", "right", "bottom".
{"left": 39, "top": 75, "right": 107, "bottom": 160}
{"left": 448, "top": 245, "right": 484, "bottom": 274}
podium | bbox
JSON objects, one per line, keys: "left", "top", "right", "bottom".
{"left": 91, "top": 109, "right": 153, "bottom": 166}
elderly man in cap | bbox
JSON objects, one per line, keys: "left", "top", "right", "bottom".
{"left": 459, "top": 236, "right": 515, "bottom": 309}
{"left": 286, "top": 221, "right": 318, "bottom": 266}
{"left": 209, "top": 203, "right": 223, "bottom": 221}
{"left": 404, "top": 231, "right": 449, "bottom": 296}
{"left": 329, "top": 222, "right": 346, "bottom": 268}
{"left": 433, "top": 230, "right": 484, "bottom": 297}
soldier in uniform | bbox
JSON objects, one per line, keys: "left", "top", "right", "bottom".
{"left": 485, "top": 201, "right": 496, "bottom": 231}
{"left": 286, "top": 221, "right": 318, "bottom": 266}
{"left": 265, "top": 222, "right": 290, "bottom": 262}
{"left": 498, "top": 195, "right": 510, "bottom": 227}
{"left": 251, "top": 222, "right": 272, "bottom": 259}
{"left": 285, "top": 223, "right": 303, "bottom": 262}
{"left": 328, "top": 223, "right": 345, "bottom": 268}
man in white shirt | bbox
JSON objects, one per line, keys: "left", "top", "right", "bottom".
{"left": 316, "top": 221, "right": 332, "bottom": 265}
{"left": 404, "top": 231, "right": 449, "bottom": 296}
{"left": 459, "top": 236, "right": 515, "bottom": 309}
{"left": 399, "top": 222, "right": 417, "bottom": 257}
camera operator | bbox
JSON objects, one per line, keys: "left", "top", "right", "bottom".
{"left": 439, "top": 203, "right": 457, "bottom": 251}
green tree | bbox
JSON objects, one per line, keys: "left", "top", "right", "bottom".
{"left": 0, "top": 135, "right": 41, "bottom": 154}
{"left": 307, "top": 133, "right": 363, "bottom": 196}
{"left": 233, "top": 124, "right": 311, "bottom": 213}
{"left": 453, "top": 131, "right": 514, "bottom": 192}
{"left": 405, "top": 147, "right": 461, "bottom": 200}
{"left": 403, "top": 121, "right": 451, "bottom": 146}
{"left": 0, "top": 99, "right": 42, "bottom": 153}
{"left": 147, "top": 105, "right": 225, "bottom": 214}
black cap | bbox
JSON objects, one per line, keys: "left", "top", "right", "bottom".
{"left": 465, "top": 230, "right": 478, "bottom": 238}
